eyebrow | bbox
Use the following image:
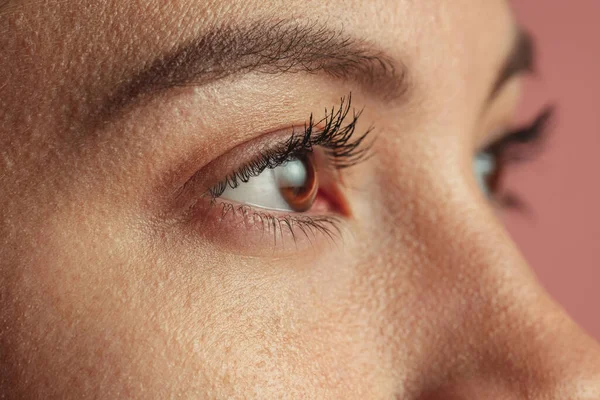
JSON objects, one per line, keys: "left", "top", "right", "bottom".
{"left": 98, "top": 20, "right": 409, "bottom": 122}
{"left": 490, "top": 29, "right": 535, "bottom": 100}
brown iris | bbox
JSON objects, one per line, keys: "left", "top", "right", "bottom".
{"left": 276, "top": 155, "right": 318, "bottom": 212}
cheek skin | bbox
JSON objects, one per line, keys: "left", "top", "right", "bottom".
{"left": 0, "top": 198, "right": 391, "bottom": 398}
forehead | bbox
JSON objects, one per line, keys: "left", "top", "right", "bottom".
{"left": 4, "top": 0, "right": 513, "bottom": 69}
{"left": 2, "top": 0, "right": 514, "bottom": 134}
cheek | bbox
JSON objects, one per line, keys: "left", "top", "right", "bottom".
{"left": 0, "top": 204, "right": 190, "bottom": 397}
{"left": 1, "top": 212, "right": 166, "bottom": 397}
{"left": 0, "top": 206, "right": 388, "bottom": 398}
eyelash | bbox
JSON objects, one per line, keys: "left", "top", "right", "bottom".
{"left": 199, "top": 94, "right": 373, "bottom": 244}
{"left": 207, "top": 94, "right": 372, "bottom": 198}
{"left": 483, "top": 106, "right": 554, "bottom": 208}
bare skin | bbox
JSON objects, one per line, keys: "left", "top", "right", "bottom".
{"left": 1, "top": 0, "right": 599, "bottom": 398}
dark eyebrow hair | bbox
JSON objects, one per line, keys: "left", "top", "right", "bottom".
{"left": 490, "top": 29, "right": 535, "bottom": 100}
{"left": 98, "top": 19, "right": 409, "bottom": 121}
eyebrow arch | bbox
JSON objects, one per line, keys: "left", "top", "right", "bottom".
{"left": 98, "top": 19, "right": 409, "bottom": 121}
{"left": 490, "top": 29, "right": 535, "bottom": 100}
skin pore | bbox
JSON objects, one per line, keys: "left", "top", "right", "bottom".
{"left": 1, "top": 0, "right": 600, "bottom": 399}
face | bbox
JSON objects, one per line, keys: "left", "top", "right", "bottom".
{"left": 1, "top": 0, "right": 599, "bottom": 398}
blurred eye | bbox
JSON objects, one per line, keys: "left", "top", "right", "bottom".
{"left": 474, "top": 107, "right": 553, "bottom": 203}
{"left": 220, "top": 155, "right": 318, "bottom": 212}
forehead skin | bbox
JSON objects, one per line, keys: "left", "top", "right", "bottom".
{"left": 0, "top": 0, "right": 513, "bottom": 131}
{"left": 2, "top": 1, "right": 599, "bottom": 399}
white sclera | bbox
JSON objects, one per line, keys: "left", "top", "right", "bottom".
{"left": 220, "top": 159, "right": 308, "bottom": 212}
{"left": 473, "top": 152, "right": 496, "bottom": 196}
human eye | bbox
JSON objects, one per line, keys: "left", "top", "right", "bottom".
{"left": 216, "top": 154, "right": 318, "bottom": 213}
{"left": 176, "top": 95, "right": 373, "bottom": 253}
{"left": 473, "top": 106, "right": 554, "bottom": 208}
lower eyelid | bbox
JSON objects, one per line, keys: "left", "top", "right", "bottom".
{"left": 178, "top": 198, "right": 346, "bottom": 257}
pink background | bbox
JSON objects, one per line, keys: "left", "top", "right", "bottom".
{"left": 505, "top": 1, "right": 600, "bottom": 340}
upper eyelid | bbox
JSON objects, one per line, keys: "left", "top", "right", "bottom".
{"left": 208, "top": 97, "right": 373, "bottom": 196}
{"left": 172, "top": 126, "right": 305, "bottom": 205}
{"left": 174, "top": 96, "right": 372, "bottom": 204}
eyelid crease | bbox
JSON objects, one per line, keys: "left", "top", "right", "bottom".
{"left": 489, "top": 29, "right": 536, "bottom": 103}
{"left": 204, "top": 94, "right": 374, "bottom": 199}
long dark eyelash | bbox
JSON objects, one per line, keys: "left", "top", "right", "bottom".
{"left": 208, "top": 93, "right": 373, "bottom": 198}
{"left": 485, "top": 106, "right": 555, "bottom": 210}
{"left": 485, "top": 106, "right": 555, "bottom": 162}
